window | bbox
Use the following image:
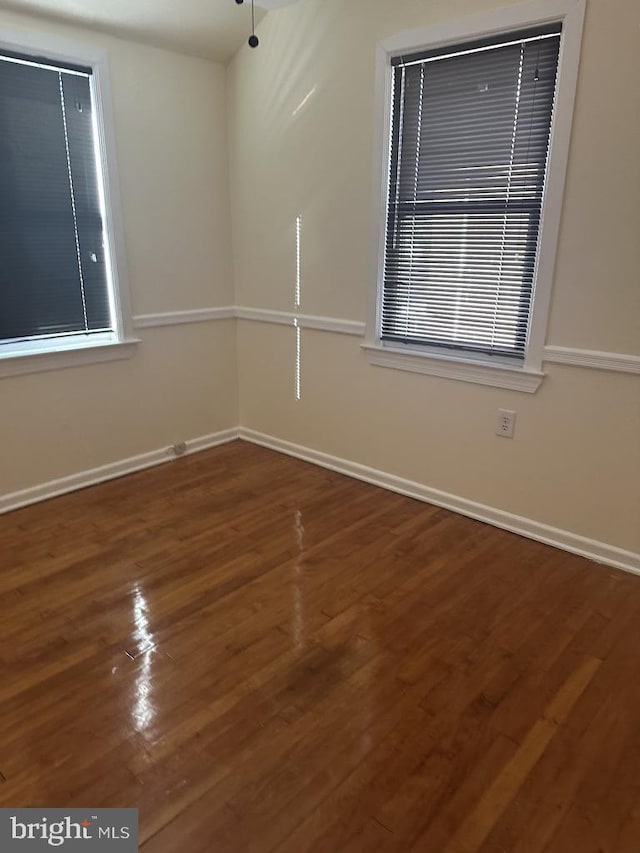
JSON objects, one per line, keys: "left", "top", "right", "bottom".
{"left": 0, "top": 32, "right": 134, "bottom": 376}
{"left": 383, "top": 26, "right": 561, "bottom": 360}
{"left": 367, "top": 0, "right": 585, "bottom": 392}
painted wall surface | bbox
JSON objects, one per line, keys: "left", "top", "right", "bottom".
{"left": 0, "top": 10, "right": 237, "bottom": 494}
{"left": 229, "top": 0, "right": 640, "bottom": 553}
{"left": 1, "top": 0, "right": 638, "bottom": 560}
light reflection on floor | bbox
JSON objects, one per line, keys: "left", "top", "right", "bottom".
{"left": 131, "top": 583, "right": 156, "bottom": 733}
{"left": 292, "top": 508, "right": 305, "bottom": 650}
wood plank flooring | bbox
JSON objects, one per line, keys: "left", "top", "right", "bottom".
{"left": 1, "top": 440, "right": 639, "bottom": 851}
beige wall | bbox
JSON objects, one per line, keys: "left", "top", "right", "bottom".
{"left": 1, "top": 0, "right": 638, "bottom": 559}
{"left": 229, "top": 0, "right": 640, "bottom": 554}
{"left": 0, "top": 10, "right": 238, "bottom": 495}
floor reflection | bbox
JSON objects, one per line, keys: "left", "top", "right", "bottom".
{"left": 131, "top": 584, "right": 156, "bottom": 733}
{"left": 293, "top": 509, "right": 305, "bottom": 650}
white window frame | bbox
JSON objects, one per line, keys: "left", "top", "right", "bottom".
{"left": 365, "top": 0, "right": 586, "bottom": 393}
{"left": 0, "top": 29, "right": 138, "bottom": 378}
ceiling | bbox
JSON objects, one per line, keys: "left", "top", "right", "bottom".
{"left": 0, "top": 0, "right": 299, "bottom": 62}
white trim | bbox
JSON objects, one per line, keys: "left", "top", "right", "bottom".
{"left": 235, "top": 306, "right": 366, "bottom": 336}
{"left": 14, "top": 300, "right": 632, "bottom": 383}
{"left": 297, "top": 313, "right": 366, "bottom": 337}
{"left": 134, "top": 306, "right": 365, "bottom": 335}
{"left": 239, "top": 428, "right": 640, "bottom": 577}
{"left": 368, "top": 41, "right": 395, "bottom": 349}
{"left": 0, "top": 428, "right": 239, "bottom": 515}
{"left": 525, "top": 0, "right": 586, "bottom": 369}
{"left": 0, "top": 339, "right": 139, "bottom": 378}
{"left": 544, "top": 346, "right": 640, "bottom": 374}
{"left": 134, "top": 307, "right": 235, "bottom": 328}
{"left": 89, "top": 46, "right": 133, "bottom": 341}
{"left": 133, "top": 306, "right": 640, "bottom": 380}
{"left": 367, "top": 0, "right": 587, "bottom": 374}
{"left": 363, "top": 344, "right": 544, "bottom": 392}
{"left": 140, "top": 306, "right": 640, "bottom": 379}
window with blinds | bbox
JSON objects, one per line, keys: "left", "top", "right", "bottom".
{"left": 0, "top": 52, "right": 113, "bottom": 347}
{"left": 381, "top": 25, "right": 562, "bottom": 361}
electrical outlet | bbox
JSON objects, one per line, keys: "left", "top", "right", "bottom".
{"left": 496, "top": 409, "right": 516, "bottom": 439}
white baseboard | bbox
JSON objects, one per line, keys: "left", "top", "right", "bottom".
{"left": 238, "top": 428, "right": 640, "bottom": 577}
{"left": 3, "top": 425, "right": 638, "bottom": 578}
{"left": 0, "top": 428, "right": 239, "bottom": 515}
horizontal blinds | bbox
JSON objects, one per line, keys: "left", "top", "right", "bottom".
{"left": 382, "top": 28, "right": 561, "bottom": 360}
{"left": 0, "top": 55, "right": 111, "bottom": 344}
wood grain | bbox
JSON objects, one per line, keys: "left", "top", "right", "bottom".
{"left": 0, "top": 440, "right": 639, "bottom": 852}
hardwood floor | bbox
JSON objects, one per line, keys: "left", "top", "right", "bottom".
{"left": 1, "top": 440, "right": 639, "bottom": 851}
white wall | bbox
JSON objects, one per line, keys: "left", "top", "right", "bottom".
{"left": 0, "top": 9, "right": 237, "bottom": 496}
{"left": 229, "top": 0, "right": 640, "bottom": 555}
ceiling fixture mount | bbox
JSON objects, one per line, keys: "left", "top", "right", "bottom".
{"left": 235, "top": 0, "right": 259, "bottom": 48}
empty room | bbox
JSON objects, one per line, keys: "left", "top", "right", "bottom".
{"left": 0, "top": 0, "right": 639, "bottom": 849}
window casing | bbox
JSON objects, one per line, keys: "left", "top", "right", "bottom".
{"left": 0, "top": 31, "right": 134, "bottom": 376}
{"left": 367, "top": 0, "right": 586, "bottom": 392}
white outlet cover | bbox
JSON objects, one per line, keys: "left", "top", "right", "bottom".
{"left": 496, "top": 409, "right": 516, "bottom": 438}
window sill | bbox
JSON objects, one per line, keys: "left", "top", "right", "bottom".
{"left": 362, "top": 343, "right": 544, "bottom": 393}
{"left": 0, "top": 338, "right": 140, "bottom": 378}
